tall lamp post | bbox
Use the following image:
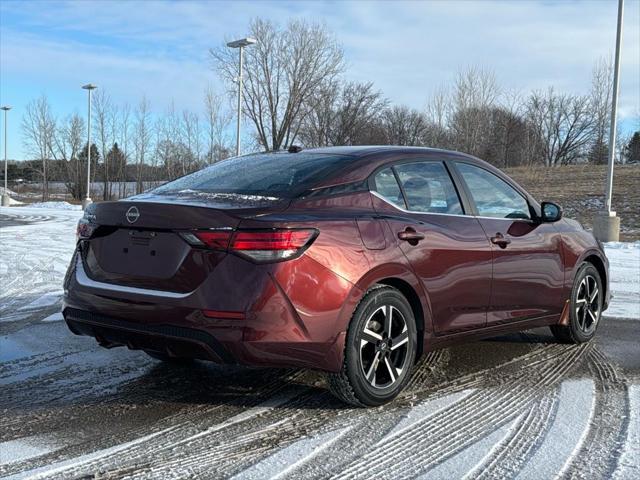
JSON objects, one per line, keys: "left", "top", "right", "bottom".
{"left": 594, "top": 0, "right": 624, "bottom": 242}
{"left": 1, "top": 106, "right": 11, "bottom": 207}
{"left": 81, "top": 83, "right": 97, "bottom": 210}
{"left": 227, "top": 37, "right": 256, "bottom": 157}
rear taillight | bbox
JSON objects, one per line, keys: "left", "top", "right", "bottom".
{"left": 194, "top": 230, "right": 233, "bottom": 250}
{"left": 231, "top": 229, "right": 317, "bottom": 262}
{"left": 76, "top": 219, "right": 96, "bottom": 241}
{"left": 180, "top": 228, "right": 318, "bottom": 263}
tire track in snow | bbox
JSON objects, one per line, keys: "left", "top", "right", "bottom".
{"left": 6, "top": 339, "right": 575, "bottom": 479}
{"left": 467, "top": 388, "right": 559, "bottom": 479}
{"left": 285, "top": 390, "right": 476, "bottom": 480}
{"left": 230, "top": 426, "right": 353, "bottom": 480}
{"left": 276, "top": 343, "right": 569, "bottom": 480}
{"left": 559, "top": 347, "right": 629, "bottom": 479}
{"left": 0, "top": 370, "right": 310, "bottom": 478}
{"left": 333, "top": 344, "right": 589, "bottom": 479}
{"left": 405, "top": 348, "right": 451, "bottom": 392}
{"left": 515, "top": 379, "right": 596, "bottom": 480}
{"left": 612, "top": 384, "right": 639, "bottom": 479}
{"left": 419, "top": 417, "right": 520, "bottom": 480}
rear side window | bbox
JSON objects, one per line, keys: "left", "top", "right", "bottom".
{"left": 394, "top": 162, "right": 463, "bottom": 214}
{"left": 151, "top": 152, "right": 353, "bottom": 199}
{"left": 372, "top": 168, "right": 405, "bottom": 208}
{"left": 455, "top": 162, "right": 531, "bottom": 219}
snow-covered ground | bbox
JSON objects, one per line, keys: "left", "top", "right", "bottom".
{"left": 604, "top": 242, "right": 640, "bottom": 319}
{"left": 0, "top": 205, "right": 639, "bottom": 479}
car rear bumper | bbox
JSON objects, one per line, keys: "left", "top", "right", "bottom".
{"left": 63, "top": 249, "right": 352, "bottom": 372}
{"left": 64, "top": 307, "right": 235, "bottom": 363}
{"left": 63, "top": 306, "right": 346, "bottom": 372}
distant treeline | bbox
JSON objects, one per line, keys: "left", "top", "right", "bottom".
{"left": 11, "top": 18, "right": 640, "bottom": 201}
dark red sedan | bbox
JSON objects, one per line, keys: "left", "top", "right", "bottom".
{"left": 63, "top": 146, "right": 609, "bottom": 406}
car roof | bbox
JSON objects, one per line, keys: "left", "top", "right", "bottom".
{"left": 300, "top": 146, "right": 535, "bottom": 206}
{"left": 300, "top": 145, "right": 478, "bottom": 188}
{"left": 302, "top": 145, "right": 460, "bottom": 158}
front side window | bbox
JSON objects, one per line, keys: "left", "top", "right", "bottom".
{"left": 456, "top": 162, "right": 531, "bottom": 219}
{"left": 394, "top": 162, "right": 463, "bottom": 214}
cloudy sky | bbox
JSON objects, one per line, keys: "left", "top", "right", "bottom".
{"left": 1, "top": 0, "right": 639, "bottom": 160}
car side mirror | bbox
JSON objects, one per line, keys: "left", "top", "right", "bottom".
{"left": 541, "top": 201, "right": 562, "bottom": 222}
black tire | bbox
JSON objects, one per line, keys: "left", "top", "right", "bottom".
{"left": 326, "top": 285, "right": 417, "bottom": 407}
{"left": 550, "top": 263, "right": 603, "bottom": 344}
{"left": 145, "top": 351, "right": 193, "bottom": 363}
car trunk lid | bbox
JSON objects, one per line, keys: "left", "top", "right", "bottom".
{"left": 80, "top": 196, "right": 288, "bottom": 292}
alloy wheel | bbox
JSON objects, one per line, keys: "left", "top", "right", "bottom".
{"left": 575, "top": 274, "right": 600, "bottom": 334}
{"left": 359, "top": 305, "right": 410, "bottom": 389}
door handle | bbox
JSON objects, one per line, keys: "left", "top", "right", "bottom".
{"left": 490, "top": 233, "right": 511, "bottom": 248}
{"left": 398, "top": 228, "right": 425, "bottom": 244}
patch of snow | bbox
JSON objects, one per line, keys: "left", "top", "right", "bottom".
{"left": 26, "top": 201, "right": 82, "bottom": 210}
{"left": 516, "top": 379, "right": 595, "bottom": 479}
{"left": 172, "top": 389, "right": 303, "bottom": 447}
{"left": 612, "top": 384, "right": 640, "bottom": 479}
{"left": 386, "top": 390, "right": 475, "bottom": 438}
{"left": 0, "top": 435, "right": 58, "bottom": 465}
{"left": 580, "top": 197, "right": 605, "bottom": 210}
{"left": 415, "top": 418, "right": 518, "bottom": 479}
{"left": 0, "top": 186, "right": 18, "bottom": 196}
{"left": 231, "top": 426, "right": 352, "bottom": 480}
{"left": 174, "top": 189, "right": 281, "bottom": 201}
{"left": 0, "top": 186, "right": 23, "bottom": 205}
{"left": 604, "top": 242, "right": 640, "bottom": 320}
{"left": 41, "top": 312, "right": 64, "bottom": 322}
{"left": 4, "top": 427, "right": 176, "bottom": 480}
{"left": 18, "top": 291, "right": 64, "bottom": 311}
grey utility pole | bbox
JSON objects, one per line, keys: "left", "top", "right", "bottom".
{"left": 81, "top": 84, "right": 97, "bottom": 210}
{"left": 594, "top": 0, "right": 624, "bottom": 242}
{"left": 227, "top": 37, "right": 256, "bottom": 157}
{"left": 1, "top": 106, "right": 11, "bottom": 207}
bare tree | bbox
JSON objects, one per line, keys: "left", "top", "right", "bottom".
{"left": 424, "top": 86, "right": 452, "bottom": 148}
{"left": 92, "top": 90, "right": 115, "bottom": 199}
{"left": 450, "top": 66, "right": 501, "bottom": 156}
{"left": 527, "top": 88, "right": 594, "bottom": 166}
{"left": 133, "top": 97, "right": 152, "bottom": 194}
{"left": 204, "top": 86, "right": 231, "bottom": 163}
{"left": 381, "top": 106, "right": 430, "bottom": 146}
{"left": 182, "top": 109, "right": 201, "bottom": 173}
{"left": 589, "top": 57, "right": 613, "bottom": 164}
{"left": 117, "top": 103, "right": 131, "bottom": 197}
{"left": 22, "top": 95, "right": 56, "bottom": 200}
{"left": 300, "top": 81, "right": 386, "bottom": 147}
{"left": 211, "top": 18, "right": 344, "bottom": 151}
{"left": 50, "top": 114, "right": 86, "bottom": 199}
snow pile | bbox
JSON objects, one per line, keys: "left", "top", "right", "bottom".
{"left": 0, "top": 186, "right": 18, "bottom": 196}
{"left": 27, "top": 201, "right": 82, "bottom": 211}
{"left": 604, "top": 242, "right": 640, "bottom": 320}
{"left": 0, "top": 186, "right": 23, "bottom": 205}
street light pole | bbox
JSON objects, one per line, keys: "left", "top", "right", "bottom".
{"left": 227, "top": 37, "right": 256, "bottom": 157}
{"left": 594, "top": 0, "right": 624, "bottom": 242}
{"left": 1, "top": 106, "right": 12, "bottom": 207}
{"left": 81, "top": 84, "right": 97, "bottom": 210}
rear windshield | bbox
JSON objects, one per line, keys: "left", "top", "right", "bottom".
{"left": 151, "top": 152, "right": 353, "bottom": 199}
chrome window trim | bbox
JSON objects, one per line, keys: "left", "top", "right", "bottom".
{"left": 370, "top": 190, "right": 536, "bottom": 223}
{"left": 75, "top": 257, "right": 192, "bottom": 299}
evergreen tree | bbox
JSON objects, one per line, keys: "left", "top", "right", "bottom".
{"left": 624, "top": 131, "right": 640, "bottom": 164}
